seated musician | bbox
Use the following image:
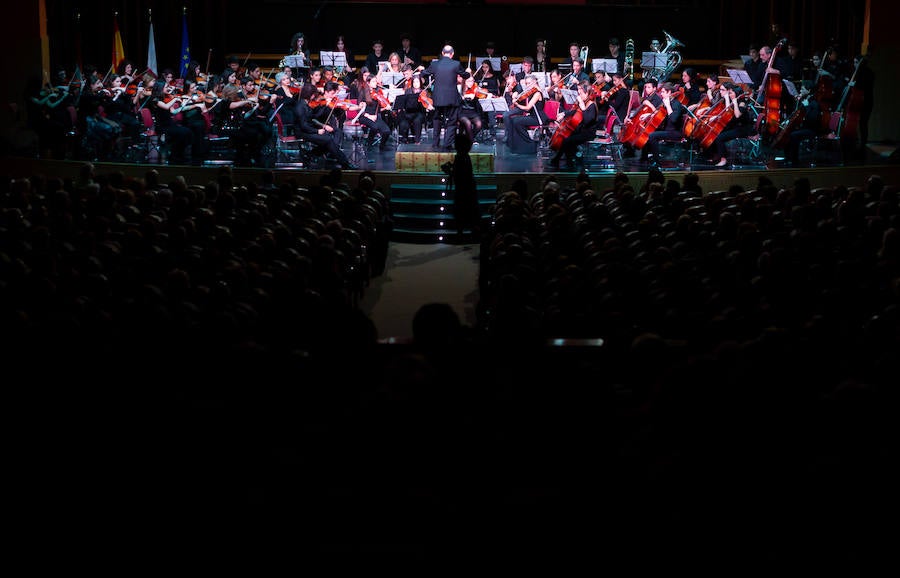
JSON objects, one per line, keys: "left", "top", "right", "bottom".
{"left": 475, "top": 59, "right": 500, "bottom": 97}
{"left": 460, "top": 74, "right": 486, "bottom": 143}
{"left": 568, "top": 58, "right": 590, "bottom": 88}
{"left": 681, "top": 68, "right": 702, "bottom": 106}
{"left": 502, "top": 59, "right": 534, "bottom": 144}
{"left": 546, "top": 69, "right": 565, "bottom": 103}
{"left": 145, "top": 75, "right": 193, "bottom": 165}
{"left": 170, "top": 78, "right": 212, "bottom": 165}
{"left": 708, "top": 83, "right": 754, "bottom": 167}
{"left": 597, "top": 72, "right": 631, "bottom": 136}
{"left": 639, "top": 82, "right": 686, "bottom": 163}
{"left": 783, "top": 88, "right": 823, "bottom": 165}
{"left": 357, "top": 75, "right": 393, "bottom": 151}
{"left": 315, "top": 80, "right": 356, "bottom": 144}
{"left": 548, "top": 80, "right": 599, "bottom": 170}
{"left": 690, "top": 74, "right": 720, "bottom": 113}
{"left": 506, "top": 74, "right": 544, "bottom": 154}
{"left": 232, "top": 76, "right": 275, "bottom": 167}
{"left": 273, "top": 71, "right": 299, "bottom": 130}
{"left": 397, "top": 74, "right": 428, "bottom": 144}
{"left": 293, "top": 83, "right": 357, "bottom": 169}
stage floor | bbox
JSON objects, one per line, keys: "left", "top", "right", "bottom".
{"left": 336, "top": 130, "right": 893, "bottom": 175}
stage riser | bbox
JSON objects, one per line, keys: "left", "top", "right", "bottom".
{"left": 390, "top": 182, "right": 498, "bottom": 244}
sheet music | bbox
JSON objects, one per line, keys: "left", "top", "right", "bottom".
{"left": 726, "top": 69, "right": 753, "bottom": 84}
{"left": 474, "top": 56, "right": 501, "bottom": 71}
{"left": 480, "top": 97, "right": 509, "bottom": 112}
{"left": 378, "top": 61, "right": 390, "bottom": 73}
{"left": 508, "top": 63, "right": 523, "bottom": 75}
{"left": 386, "top": 87, "right": 404, "bottom": 104}
{"left": 381, "top": 72, "right": 404, "bottom": 88}
{"left": 283, "top": 55, "right": 307, "bottom": 69}
{"left": 560, "top": 89, "right": 579, "bottom": 105}
{"left": 640, "top": 52, "right": 667, "bottom": 69}
{"left": 319, "top": 51, "right": 347, "bottom": 68}
{"left": 592, "top": 58, "right": 619, "bottom": 73}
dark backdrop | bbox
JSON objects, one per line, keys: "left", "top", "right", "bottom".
{"left": 46, "top": 0, "right": 866, "bottom": 75}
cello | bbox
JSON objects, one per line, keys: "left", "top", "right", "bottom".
{"left": 628, "top": 87, "right": 686, "bottom": 150}
{"left": 814, "top": 47, "right": 835, "bottom": 132}
{"left": 549, "top": 107, "right": 582, "bottom": 151}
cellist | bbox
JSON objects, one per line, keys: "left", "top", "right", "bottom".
{"left": 639, "top": 82, "right": 686, "bottom": 163}
{"left": 548, "top": 80, "right": 598, "bottom": 170}
{"left": 708, "top": 83, "right": 753, "bottom": 167}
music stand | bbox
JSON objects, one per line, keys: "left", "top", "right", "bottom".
{"left": 283, "top": 55, "right": 307, "bottom": 69}
{"left": 641, "top": 52, "right": 667, "bottom": 71}
{"left": 378, "top": 61, "right": 390, "bottom": 73}
{"left": 475, "top": 56, "right": 501, "bottom": 71}
{"left": 726, "top": 69, "right": 753, "bottom": 85}
{"left": 320, "top": 51, "right": 347, "bottom": 70}
{"left": 592, "top": 58, "right": 619, "bottom": 74}
{"left": 480, "top": 97, "right": 508, "bottom": 112}
{"left": 386, "top": 87, "right": 404, "bottom": 104}
{"left": 509, "top": 63, "right": 523, "bottom": 76}
{"left": 381, "top": 72, "right": 404, "bottom": 88}
{"left": 560, "top": 89, "right": 579, "bottom": 105}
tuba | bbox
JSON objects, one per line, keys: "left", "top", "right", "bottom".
{"left": 624, "top": 38, "right": 635, "bottom": 82}
{"left": 650, "top": 30, "right": 684, "bottom": 81}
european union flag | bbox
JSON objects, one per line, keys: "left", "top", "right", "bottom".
{"left": 179, "top": 11, "right": 190, "bottom": 78}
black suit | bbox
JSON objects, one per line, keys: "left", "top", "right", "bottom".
{"left": 424, "top": 55, "right": 466, "bottom": 149}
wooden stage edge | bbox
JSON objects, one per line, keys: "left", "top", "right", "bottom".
{"left": 4, "top": 157, "right": 899, "bottom": 198}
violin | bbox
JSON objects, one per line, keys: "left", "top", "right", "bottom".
{"left": 255, "top": 77, "right": 277, "bottom": 90}
{"left": 516, "top": 85, "right": 539, "bottom": 103}
{"left": 598, "top": 84, "right": 622, "bottom": 103}
{"left": 372, "top": 87, "right": 391, "bottom": 109}
{"left": 418, "top": 90, "right": 434, "bottom": 110}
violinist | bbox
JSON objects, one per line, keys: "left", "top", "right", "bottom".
{"left": 171, "top": 78, "right": 210, "bottom": 165}
{"left": 104, "top": 75, "right": 141, "bottom": 138}
{"left": 161, "top": 69, "right": 180, "bottom": 96}
{"left": 223, "top": 77, "right": 271, "bottom": 167}
{"left": 309, "top": 68, "right": 325, "bottom": 93}
{"left": 475, "top": 59, "right": 501, "bottom": 132}
{"left": 460, "top": 74, "right": 486, "bottom": 143}
{"left": 597, "top": 72, "right": 630, "bottom": 135}
{"left": 475, "top": 59, "right": 500, "bottom": 96}
{"left": 397, "top": 74, "right": 427, "bottom": 144}
{"left": 144, "top": 75, "right": 193, "bottom": 164}
{"left": 322, "top": 66, "right": 342, "bottom": 88}
{"left": 81, "top": 77, "right": 121, "bottom": 160}
{"left": 506, "top": 74, "right": 545, "bottom": 155}
{"left": 639, "top": 82, "right": 686, "bottom": 163}
{"left": 357, "top": 74, "right": 393, "bottom": 151}
{"left": 116, "top": 60, "right": 136, "bottom": 84}
{"left": 548, "top": 80, "right": 598, "bottom": 170}
{"left": 316, "top": 80, "right": 355, "bottom": 141}
{"left": 501, "top": 57, "right": 535, "bottom": 144}
{"left": 348, "top": 67, "right": 372, "bottom": 102}
{"left": 273, "top": 71, "right": 299, "bottom": 129}
{"left": 293, "top": 82, "right": 357, "bottom": 170}
{"left": 546, "top": 69, "right": 565, "bottom": 103}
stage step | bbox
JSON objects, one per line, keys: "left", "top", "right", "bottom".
{"left": 389, "top": 181, "right": 497, "bottom": 244}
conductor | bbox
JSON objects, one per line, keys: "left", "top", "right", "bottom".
{"left": 418, "top": 45, "right": 467, "bottom": 151}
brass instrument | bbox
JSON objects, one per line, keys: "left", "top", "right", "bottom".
{"left": 624, "top": 38, "right": 635, "bottom": 82}
{"left": 658, "top": 30, "right": 684, "bottom": 81}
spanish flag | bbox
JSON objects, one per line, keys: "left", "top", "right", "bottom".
{"left": 112, "top": 13, "right": 126, "bottom": 71}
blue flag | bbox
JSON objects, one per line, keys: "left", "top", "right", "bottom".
{"left": 179, "top": 11, "right": 190, "bottom": 78}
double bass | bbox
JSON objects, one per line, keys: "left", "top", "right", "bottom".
{"left": 832, "top": 56, "right": 865, "bottom": 141}
{"left": 756, "top": 38, "right": 788, "bottom": 136}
